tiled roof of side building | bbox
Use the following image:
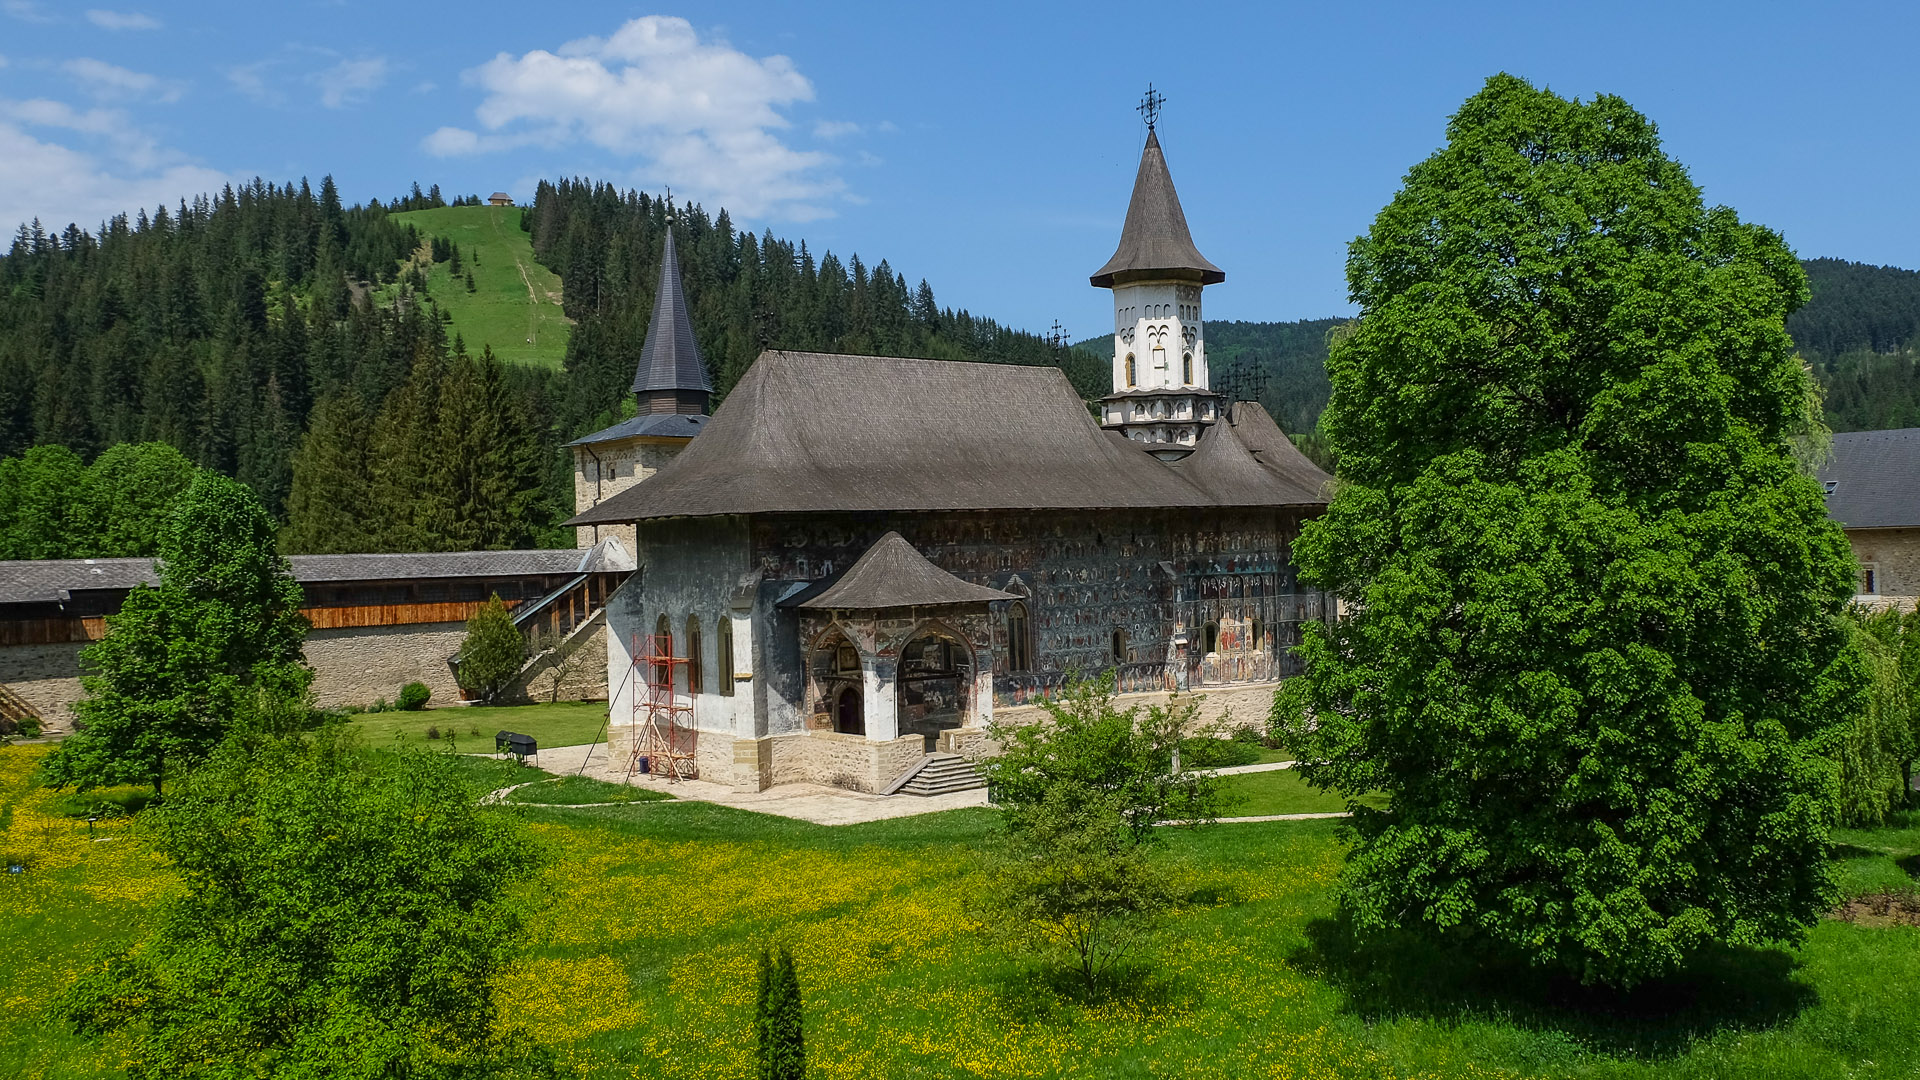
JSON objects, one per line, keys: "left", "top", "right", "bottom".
{"left": 566, "top": 349, "right": 1333, "bottom": 525}
{"left": 1821, "top": 427, "right": 1920, "bottom": 529}
{"left": 567, "top": 412, "right": 710, "bottom": 447}
{"left": 0, "top": 547, "right": 629, "bottom": 606}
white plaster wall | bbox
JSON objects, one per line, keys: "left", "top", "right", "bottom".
{"left": 1110, "top": 279, "right": 1208, "bottom": 392}
{"left": 604, "top": 517, "right": 755, "bottom": 742}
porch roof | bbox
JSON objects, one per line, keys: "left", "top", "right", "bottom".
{"left": 779, "top": 532, "right": 1015, "bottom": 610}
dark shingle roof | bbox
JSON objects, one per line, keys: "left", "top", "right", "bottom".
{"left": 1089, "top": 129, "right": 1224, "bottom": 288}
{"left": 0, "top": 558, "right": 157, "bottom": 603}
{"left": 779, "top": 532, "right": 1016, "bottom": 610}
{"left": 1169, "top": 402, "right": 1332, "bottom": 506}
{"left": 567, "top": 349, "right": 1332, "bottom": 524}
{"left": 568, "top": 412, "right": 710, "bottom": 447}
{"left": 631, "top": 227, "right": 711, "bottom": 397}
{"left": 1821, "top": 428, "right": 1920, "bottom": 528}
{"left": 0, "top": 548, "right": 626, "bottom": 605}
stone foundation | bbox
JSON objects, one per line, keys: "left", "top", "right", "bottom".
{"left": 0, "top": 641, "right": 87, "bottom": 729}
{"left": 767, "top": 730, "right": 925, "bottom": 793}
{"left": 953, "top": 681, "right": 1280, "bottom": 759}
{"left": 506, "top": 618, "right": 610, "bottom": 704}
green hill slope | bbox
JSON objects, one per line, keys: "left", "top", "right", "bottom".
{"left": 386, "top": 205, "right": 570, "bottom": 368}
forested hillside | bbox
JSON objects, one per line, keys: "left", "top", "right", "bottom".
{"left": 1183, "top": 259, "right": 1920, "bottom": 454}
{"left": 1794, "top": 258, "right": 1920, "bottom": 431}
{"left": 0, "top": 177, "right": 1106, "bottom": 555}
{"left": 528, "top": 179, "right": 1105, "bottom": 439}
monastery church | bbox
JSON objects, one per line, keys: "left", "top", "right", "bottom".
{"left": 567, "top": 123, "right": 1335, "bottom": 793}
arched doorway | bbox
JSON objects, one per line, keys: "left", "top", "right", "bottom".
{"left": 807, "top": 628, "right": 865, "bottom": 734}
{"left": 835, "top": 686, "right": 864, "bottom": 735}
{"left": 897, "top": 624, "right": 973, "bottom": 751}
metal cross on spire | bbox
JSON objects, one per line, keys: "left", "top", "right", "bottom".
{"left": 1138, "top": 83, "right": 1165, "bottom": 130}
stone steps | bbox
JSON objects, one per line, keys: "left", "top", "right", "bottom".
{"left": 894, "top": 752, "right": 986, "bottom": 797}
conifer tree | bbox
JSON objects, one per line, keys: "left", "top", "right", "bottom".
{"left": 753, "top": 946, "right": 805, "bottom": 1080}
{"left": 456, "top": 595, "right": 523, "bottom": 703}
{"left": 283, "top": 393, "right": 380, "bottom": 554}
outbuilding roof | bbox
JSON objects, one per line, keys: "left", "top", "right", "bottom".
{"left": 0, "top": 547, "right": 630, "bottom": 606}
{"left": 1089, "top": 129, "right": 1224, "bottom": 288}
{"left": 779, "top": 532, "right": 1016, "bottom": 610}
{"left": 566, "top": 349, "right": 1331, "bottom": 524}
{"left": 1821, "top": 428, "right": 1920, "bottom": 529}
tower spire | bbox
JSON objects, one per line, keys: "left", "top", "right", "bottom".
{"left": 632, "top": 226, "right": 711, "bottom": 415}
{"left": 1092, "top": 99, "right": 1223, "bottom": 460}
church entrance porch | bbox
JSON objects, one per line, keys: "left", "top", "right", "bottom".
{"left": 896, "top": 625, "right": 973, "bottom": 752}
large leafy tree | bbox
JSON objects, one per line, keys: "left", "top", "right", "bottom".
{"left": 60, "top": 732, "right": 550, "bottom": 1078}
{"left": 42, "top": 473, "right": 311, "bottom": 793}
{"left": 1275, "top": 74, "right": 1863, "bottom": 986}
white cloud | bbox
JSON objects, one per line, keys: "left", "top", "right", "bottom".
{"left": 311, "top": 56, "right": 387, "bottom": 109}
{"left": 85, "top": 9, "right": 160, "bottom": 30}
{"left": 63, "top": 58, "right": 184, "bottom": 103}
{"left": 0, "top": 102, "right": 228, "bottom": 234}
{"left": 2, "top": 1, "right": 54, "bottom": 24}
{"left": 225, "top": 60, "right": 279, "bottom": 104}
{"left": 812, "top": 119, "right": 860, "bottom": 140}
{"left": 427, "top": 15, "right": 843, "bottom": 222}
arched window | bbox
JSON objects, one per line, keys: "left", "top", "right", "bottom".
{"left": 1006, "top": 601, "right": 1032, "bottom": 673}
{"left": 1203, "top": 621, "right": 1219, "bottom": 654}
{"left": 1250, "top": 617, "right": 1264, "bottom": 652}
{"left": 1182, "top": 352, "right": 1193, "bottom": 385}
{"left": 717, "top": 616, "right": 734, "bottom": 696}
{"left": 686, "top": 614, "right": 703, "bottom": 694}
{"left": 1124, "top": 353, "right": 1136, "bottom": 387}
{"left": 1111, "top": 627, "right": 1127, "bottom": 666}
{"left": 1152, "top": 344, "right": 1166, "bottom": 374}
{"left": 652, "top": 614, "right": 672, "bottom": 686}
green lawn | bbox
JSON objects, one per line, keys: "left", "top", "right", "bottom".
{"left": 345, "top": 699, "right": 611, "bottom": 752}
{"left": 7, "top": 739, "right": 1920, "bottom": 1079}
{"left": 383, "top": 205, "right": 570, "bottom": 368}
{"left": 506, "top": 775, "right": 674, "bottom": 806}
{"left": 1215, "top": 766, "right": 1384, "bottom": 816}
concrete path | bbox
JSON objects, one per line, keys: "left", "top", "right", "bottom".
{"left": 478, "top": 742, "right": 989, "bottom": 826}
{"left": 1207, "top": 760, "right": 1296, "bottom": 776}
{"left": 478, "top": 744, "right": 1328, "bottom": 827}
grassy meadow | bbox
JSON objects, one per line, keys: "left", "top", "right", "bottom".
{"left": 383, "top": 204, "right": 571, "bottom": 368}
{"left": 345, "top": 699, "right": 612, "bottom": 752}
{"left": 5, "top": 741, "right": 1920, "bottom": 1079}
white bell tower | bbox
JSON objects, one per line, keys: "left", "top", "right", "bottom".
{"left": 1090, "top": 87, "right": 1225, "bottom": 461}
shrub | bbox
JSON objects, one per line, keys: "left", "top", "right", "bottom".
{"left": 425, "top": 725, "right": 441, "bottom": 741}
{"left": 753, "top": 946, "right": 805, "bottom": 1080}
{"left": 458, "top": 595, "right": 525, "bottom": 704}
{"left": 397, "top": 681, "right": 432, "bottom": 711}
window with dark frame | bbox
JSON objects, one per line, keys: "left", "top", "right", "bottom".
{"left": 1007, "top": 601, "right": 1032, "bottom": 672}
{"left": 717, "top": 617, "right": 734, "bottom": 696}
{"left": 1111, "top": 627, "right": 1127, "bottom": 666}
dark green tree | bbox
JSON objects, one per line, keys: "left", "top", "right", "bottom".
{"left": 59, "top": 731, "right": 549, "bottom": 1078}
{"left": 457, "top": 595, "right": 524, "bottom": 703}
{"left": 41, "top": 473, "right": 311, "bottom": 793}
{"left": 1274, "top": 74, "right": 1862, "bottom": 987}
{"left": 284, "top": 393, "right": 380, "bottom": 554}
{"left": 752, "top": 946, "right": 805, "bottom": 1080}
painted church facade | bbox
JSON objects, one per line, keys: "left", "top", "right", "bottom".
{"left": 567, "top": 124, "right": 1334, "bottom": 793}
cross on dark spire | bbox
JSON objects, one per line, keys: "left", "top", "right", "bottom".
{"left": 1138, "top": 83, "right": 1165, "bottom": 130}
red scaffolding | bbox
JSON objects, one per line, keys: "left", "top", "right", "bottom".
{"left": 629, "top": 632, "right": 697, "bottom": 782}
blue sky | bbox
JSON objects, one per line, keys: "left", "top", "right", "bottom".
{"left": 1, "top": 0, "right": 1915, "bottom": 334}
